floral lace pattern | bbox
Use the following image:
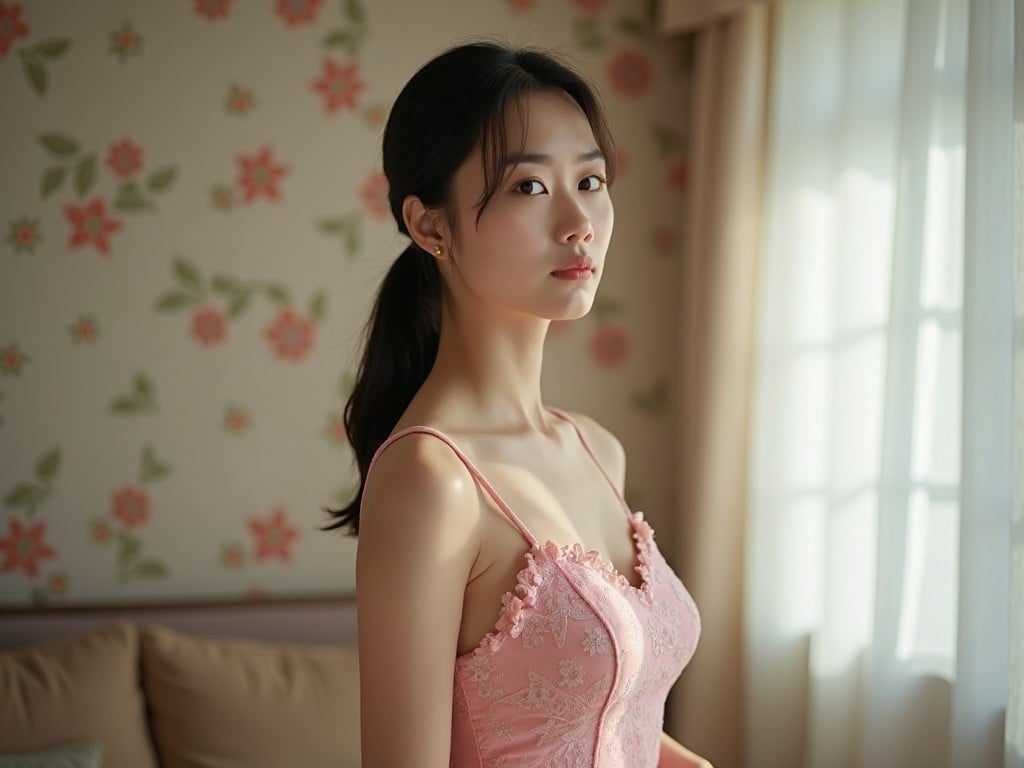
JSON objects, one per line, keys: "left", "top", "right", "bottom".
{"left": 451, "top": 513, "right": 701, "bottom": 768}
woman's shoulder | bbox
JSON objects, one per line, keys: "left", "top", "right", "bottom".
{"left": 361, "top": 429, "right": 482, "bottom": 535}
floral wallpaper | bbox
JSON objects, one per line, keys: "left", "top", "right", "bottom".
{"left": 0, "top": 0, "right": 692, "bottom": 606}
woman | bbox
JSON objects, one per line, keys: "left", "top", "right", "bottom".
{"left": 326, "top": 41, "right": 710, "bottom": 768}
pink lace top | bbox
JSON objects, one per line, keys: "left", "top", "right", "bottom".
{"left": 369, "top": 408, "right": 701, "bottom": 767}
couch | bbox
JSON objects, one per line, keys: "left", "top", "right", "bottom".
{"left": 0, "top": 598, "right": 361, "bottom": 768}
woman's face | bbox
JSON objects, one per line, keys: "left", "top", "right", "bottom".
{"left": 442, "top": 89, "right": 614, "bottom": 323}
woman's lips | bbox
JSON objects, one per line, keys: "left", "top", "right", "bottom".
{"left": 551, "top": 266, "right": 594, "bottom": 281}
{"left": 551, "top": 256, "right": 595, "bottom": 280}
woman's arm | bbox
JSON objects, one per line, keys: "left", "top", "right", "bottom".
{"left": 356, "top": 434, "right": 481, "bottom": 768}
{"left": 660, "top": 731, "right": 714, "bottom": 768}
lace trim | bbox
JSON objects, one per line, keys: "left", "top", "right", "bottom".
{"left": 456, "top": 511, "right": 656, "bottom": 663}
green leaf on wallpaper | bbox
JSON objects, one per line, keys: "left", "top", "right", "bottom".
{"left": 117, "top": 531, "right": 142, "bottom": 562}
{"left": 344, "top": 0, "right": 367, "bottom": 25}
{"left": 318, "top": 214, "right": 361, "bottom": 258}
{"left": 39, "top": 133, "right": 79, "bottom": 157}
{"left": 115, "top": 182, "right": 151, "bottom": 212}
{"left": 263, "top": 283, "right": 289, "bottom": 305}
{"left": 211, "top": 274, "right": 242, "bottom": 295}
{"left": 41, "top": 166, "right": 67, "bottom": 198}
{"left": 308, "top": 291, "right": 327, "bottom": 323}
{"left": 110, "top": 396, "right": 137, "bottom": 414}
{"left": 324, "top": 29, "right": 359, "bottom": 53}
{"left": 109, "top": 373, "right": 157, "bottom": 415}
{"left": 31, "top": 38, "right": 72, "bottom": 60}
{"left": 591, "top": 295, "right": 624, "bottom": 321}
{"left": 139, "top": 444, "right": 171, "bottom": 484}
{"left": 317, "top": 217, "right": 346, "bottom": 233}
{"left": 35, "top": 448, "right": 60, "bottom": 484}
{"left": 173, "top": 258, "right": 203, "bottom": 296}
{"left": 616, "top": 17, "right": 652, "bottom": 40}
{"left": 148, "top": 166, "right": 177, "bottom": 193}
{"left": 227, "top": 292, "right": 251, "bottom": 318}
{"left": 74, "top": 154, "right": 97, "bottom": 197}
{"left": 631, "top": 378, "right": 669, "bottom": 415}
{"left": 572, "top": 18, "right": 606, "bottom": 51}
{"left": 131, "top": 559, "right": 169, "bottom": 579}
{"left": 3, "top": 483, "right": 37, "bottom": 510}
{"left": 154, "top": 290, "right": 192, "bottom": 312}
{"left": 651, "top": 125, "right": 681, "bottom": 157}
{"left": 22, "top": 56, "right": 47, "bottom": 95}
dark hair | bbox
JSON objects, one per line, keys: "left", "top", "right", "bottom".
{"left": 324, "top": 41, "right": 616, "bottom": 534}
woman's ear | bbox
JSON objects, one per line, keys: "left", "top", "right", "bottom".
{"left": 402, "top": 195, "right": 447, "bottom": 258}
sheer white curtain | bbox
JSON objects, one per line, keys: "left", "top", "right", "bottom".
{"left": 744, "top": 1, "right": 1017, "bottom": 767}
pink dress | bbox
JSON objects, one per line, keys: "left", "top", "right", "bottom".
{"left": 368, "top": 408, "right": 701, "bottom": 767}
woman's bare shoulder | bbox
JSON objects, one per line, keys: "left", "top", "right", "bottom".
{"left": 361, "top": 430, "right": 482, "bottom": 537}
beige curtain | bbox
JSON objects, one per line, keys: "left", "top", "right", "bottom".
{"left": 663, "top": 2, "right": 771, "bottom": 767}
{"left": 664, "top": 1, "right": 1022, "bottom": 767}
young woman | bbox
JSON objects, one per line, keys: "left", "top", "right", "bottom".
{"left": 326, "top": 42, "right": 710, "bottom": 768}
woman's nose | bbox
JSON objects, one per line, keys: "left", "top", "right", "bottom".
{"left": 556, "top": 198, "right": 594, "bottom": 244}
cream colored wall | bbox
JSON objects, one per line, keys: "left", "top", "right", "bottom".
{"left": 0, "top": 0, "right": 691, "bottom": 605}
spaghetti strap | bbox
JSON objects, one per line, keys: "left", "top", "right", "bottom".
{"left": 367, "top": 426, "right": 540, "bottom": 548}
{"left": 545, "top": 406, "right": 634, "bottom": 520}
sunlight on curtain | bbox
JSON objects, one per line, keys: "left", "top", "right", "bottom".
{"left": 745, "top": 0, "right": 1014, "bottom": 766}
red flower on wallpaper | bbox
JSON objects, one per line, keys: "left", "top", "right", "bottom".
{"left": 225, "top": 83, "right": 255, "bottom": 116}
{"left": 247, "top": 506, "right": 299, "bottom": 563}
{"left": 109, "top": 22, "right": 143, "bottom": 61}
{"left": 589, "top": 324, "right": 630, "bottom": 368}
{"left": 667, "top": 159, "right": 689, "bottom": 194}
{"left": 652, "top": 227, "right": 678, "bottom": 256}
{"left": 571, "top": 0, "right": 608, "bottom": 14}
{"left": 7, "top": 217, "right": 40, "bottom": 254}
{"left": 1, "top": 343, "right": 28, "bottom": 376}
{"left": 507, "top": 0, "right": 534, "bottom": 13}
{"left": 608, "top": 49, "right": 654, "bottom": 99}
{"left": 69, "top": 314, "right": 99, "bottom": 344}
{"left": 106, "top": 138, "right": 143, "bottom": 179}
{"left": 194, "top": 0, "right": 231, "bottom": 20}
{"left": 220, "top": 543, "right": 245, "bottom": 568}
{"left": 0, "top": 519, "right": 56, "bottom": 577}
{"left": 65, "top": 198, "right": 122, "bottom": 256}
{"left": 236, "top": 146, "right": 288, "bottom": 203}
{"left": 90, "top": 519, "right": 112, "bottom": 544}
{"left": 326, "top": 412, "right": 347, "bottom": 444}
{"left": 274, "top": 0, "right": 323, "bottom": 26}
{"left": 311, "top": 58, "right": 365, "bottom": 115}
{"left": 48, "top": 571, "right": 68, "bottom": 596}
{"left": 359, "top": 171, "right": 389, "bottom": 220}
{"left": 189, "top": 306, "right": 227, "bottom": 346}
{"left": 0, "top": 2, "right": 29, "bottom": 58}
{"left": 264, "top": 309, "right": 314, "bottom": 362}
{"left": 111, "top": 485, "right": 150, "bottom": 529}
{"left": 223, "top": 405, "right": 251, "bottom": 434}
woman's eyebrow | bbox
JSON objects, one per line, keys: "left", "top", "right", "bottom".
{"left": 504, "top": 148, "right": 605, "bottom": 168}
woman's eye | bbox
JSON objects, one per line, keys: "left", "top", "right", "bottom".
{"left": 579, "top": 175, "right": 606, "bottom": 191}
{"left": 517, "top": 180, "right": 546, "bottom": 196}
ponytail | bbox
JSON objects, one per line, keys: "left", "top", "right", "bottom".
{"left": 324, "top": 244, "right": 442, "bottom": 534}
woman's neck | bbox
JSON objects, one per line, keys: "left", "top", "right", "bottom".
{"left": 421, "top": 307, "right": 551, "bottom": 433}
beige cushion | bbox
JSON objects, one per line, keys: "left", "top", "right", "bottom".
{"left": 0, "top": 740, "right": 103, "bottom": 768}
{"left": 140, "top": 625, "right": 361, "bottom": 768}
{"left": 0, "top": 622, "right": 158, "bottom": 768}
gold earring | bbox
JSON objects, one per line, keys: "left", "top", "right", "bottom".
{"left": 433, "top": 244, "right": 443, "bottom": 257}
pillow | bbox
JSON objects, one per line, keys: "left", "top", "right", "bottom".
{"left": 0, "top": 622, "right": 158, "bottom": 768}
{"left": 0, "top": 741, "right": 102, "bottom": 768}
{"left": 140, "top": 625, "right": 361, "bottom": 768}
